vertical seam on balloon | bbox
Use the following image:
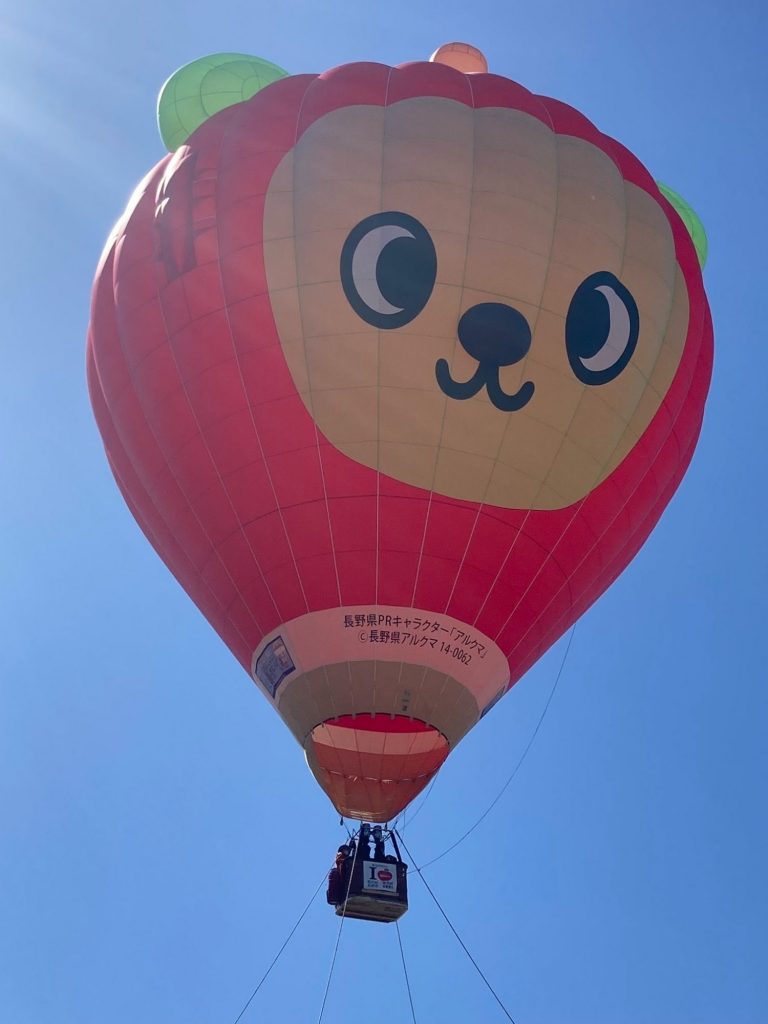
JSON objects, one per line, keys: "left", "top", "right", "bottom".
{"left": 103, "top": 196, "right": 269, "bottom": 642}
{"left": 437, "top": 73, "right": 482, "bottom": 618}
{"left": 435, "top": 666, "right": 469, "bottom": 740}
{"left": 396, "top": 722, "right": 429, "bottom": 794}
{"left": 311, "top": 676, "right": 341, "bottom": 806}
{"left": 490, "top": 140, "right": 688, "bottom": 652}
{"left": 472, "top": 127, "right": 676, "bottom": 651}
{"left": 376, "top": 67, "right": 394, "bottom": 612}
{"left": 451, "top": 669, "right": 474, "bottom": 742}
{"left": 529, "top": 139, "right": 634, "bottom": 500}
{"left": 392, "top": 664, "right": 431, "bottom": 784}
{"left": 156, "top": 143, "right": 284, "bottom": 632}
{"left": 294, "top": 668, "right": 326, "bottom": 753}
{"left": 504, "top": 133, "right": 634, "bottom": 628}
{"left": 548, "top": 324, "right": 708, "bottom": 649}
{"left": 401, "top": 70, "right": 476, "bottom": 725}
{"left": 482, "top": 131, "right": 633, "bottom": 644}
{"left": 441, "top": 103, "right": 559, "bottom": 619}
{"left": 313, "top": 716, "right": 348, "bottom": 805}
{"left": 578, "top": 138, "right": 682, "bottom": 491}
{"left": 320, "top": 723, "right": 347, "bottom": 784}
{"left": 502, "top": 311, "right": 707, "bottom": 665}
{"left": 212, "top": 92, "right": 312, "bottom": 625}
{"left": 408, "top": 83, "right": 476, "bottom": 611}
{"left": 507, "top": 426, "right": 699, "bottom": 672}
{"left": 317, "top": 674, "right": 376, "bottom": 818}
{"left": 380, "top": 713, "right": 392, "bottom": 793}
{"left": 586, "top": 166, "right": 682, "bottom": 489}
{"left": 286, "top": 76, "right": 344, "bottom": 615}
{"left": 352, "top": 706, "right": 377, "bottom": 819}
{"left": 88, "top": 338, "right": 253, "bottom": 657}
{"left": 505, "top": 126, "right": 578, "bottom": 424}
{"left": 364, "top": 65, "right": 395, "bottom": 735}
{"left": 394, "top": 656, "right": 406, "bottom": 728}
{"left": 323, "top": 664, "right": 341, "bottom": 729}
{"left": 469, "top": 99, "right": 561, "bottom": 631}
{"left": 448, "top": 131, "right": 558, "bottom": 625}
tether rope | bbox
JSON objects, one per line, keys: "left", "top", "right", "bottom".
{"left": 421, "top": 626, "right": 575, "bottom": 870}
{"left": 232, "top": 874, "right": 326, "bottom": 1023}
{"left": 391, "top": 775, "right": 438, "bottom": 836}
{"left": 316, "top": 833, "right": 360, "bottom": 1023}
{"left": 396, "top": 921, "right": 418, "bottom": 1024}
{"left": 401, "top": 775, "right": 438, "bottom": 832}
{"left": 396, "top": 831, "right": 517, "bottom": 1023}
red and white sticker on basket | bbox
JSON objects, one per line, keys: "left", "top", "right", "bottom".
{"left": 362, "top": 862, "right": 398, "bottom": 894}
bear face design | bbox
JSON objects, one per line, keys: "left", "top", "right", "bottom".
{"left": 263, "top": 97, "right": 689, "bottom": 511}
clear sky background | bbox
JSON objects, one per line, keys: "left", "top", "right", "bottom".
{"left": 1, "top": 1, "right": 766, "bottom": 1021}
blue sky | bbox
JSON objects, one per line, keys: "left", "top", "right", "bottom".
{"left": 2, "top": 1, "right": 766, "bottom": 1021}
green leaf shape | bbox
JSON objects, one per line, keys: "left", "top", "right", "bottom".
{"left": 158, "top": 53, "right": 289, "bottom": 151}
{"left": 657, "top": 182, "right": 708, "bottom": 269}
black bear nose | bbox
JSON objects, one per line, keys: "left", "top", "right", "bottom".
{"left": 458, "top": 302, "right": 532, "bottom": 366}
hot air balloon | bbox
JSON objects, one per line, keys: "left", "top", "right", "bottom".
{"left": 87, "top": 44, "right": 713, "bottom": 840}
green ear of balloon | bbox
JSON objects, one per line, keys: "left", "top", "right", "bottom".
{"left": 157, "top": 53, "right": 289, "bottom": 151}
{"left": 657, "top": 182, "right": 708, "bottom": 268}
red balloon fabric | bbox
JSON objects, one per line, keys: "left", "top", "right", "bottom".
{"left": 88, "top": 59, "right": 713, "bottom": 822}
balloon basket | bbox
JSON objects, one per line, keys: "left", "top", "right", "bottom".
{"left": 328, "top": 825, "right": 409, "bottom": 923}
{"left": 335, "top": 858, "right": 409, "bottom": 923}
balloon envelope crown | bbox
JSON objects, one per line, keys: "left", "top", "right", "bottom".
{"left": 156, "top": 47, "right": 707, "bottom": 267}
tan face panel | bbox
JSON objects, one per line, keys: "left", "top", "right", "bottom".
{"left": 263, "top": 98, "right": 688, "bottom": 510}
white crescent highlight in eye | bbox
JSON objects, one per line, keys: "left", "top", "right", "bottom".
{"left": 351, "top": 224, "right": 413, "bottom": 315}
{"left": 580, "top": 285, "right": 632, "bottom": 372}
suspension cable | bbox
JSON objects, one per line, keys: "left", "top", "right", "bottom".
{"left": 316, "top": 830, "right": 361, "bottom": 1023}
{"left": 231, "top": 873, "right": 327, "bottom": 1024}
{"left": 401, "top": 775, "right": 438, "bottom": 833}
{"left": 421, "top": 626, "right": 575, "bottom": 870}
{"left": 395, "top": 831, "right": 517, "bottom": 1023}
{"left": 396, "top": 921, "right": 418, "bottom": 1024}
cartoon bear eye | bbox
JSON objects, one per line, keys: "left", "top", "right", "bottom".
{"left": 565, "top": 271, "right": 640, "bottom": 385}
{"left": 340, "top": 211, "right": 437, "bottom": 329}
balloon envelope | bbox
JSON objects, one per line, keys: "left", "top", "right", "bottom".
{"left": 88, "top": 55, "right": 713, "bottom": 822}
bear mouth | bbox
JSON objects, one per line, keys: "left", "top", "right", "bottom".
{"left": 435, "top": 358, "right": 535, "bottom": 412}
